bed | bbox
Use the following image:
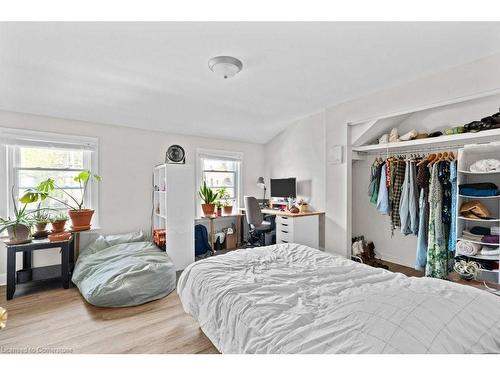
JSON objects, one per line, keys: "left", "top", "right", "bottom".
{"left": 72, "top": 232, "right": 176, "bottom": 307}
{"left": 178, "top": 243, "right": 500, "bottom": 353}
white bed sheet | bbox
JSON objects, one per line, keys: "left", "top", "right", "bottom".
{"left": 178, "top": 243, "right": 500, "bottom": 353}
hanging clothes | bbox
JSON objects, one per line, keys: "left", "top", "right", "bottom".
{"left": 368, "top": 160, "right": 379, "bottom": 199}
{"left": 399, "top": 159, "right": 419, "bottom": 235}
{"left": 376, "top": 163, "right": 390, "bottom": 215}
{"left": 409, "top": 160, "right": 420, "bottom": 235}
{"left": 415, "top": 160, "right": 430, "bottom": 270}
{"left": 425, "top": 162, "right": 451, "bottom": 279}
{"left": 370, "top": 160, "right": 384, "bottom": 204}
{"left": 439, "top": 161, "right": 452, "bottom": 225}
{"left": 448, "top": 160, "right": 458, "bottom": 252}
{"left": 390, "top": 160, "right": 405, "bottom": 231}
{"left": 399, "top": 160, "right": 411, "bottom": 234}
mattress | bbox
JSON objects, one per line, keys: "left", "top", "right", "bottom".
{"left": 178, "top": 243, "right": 500, "bottom": 353}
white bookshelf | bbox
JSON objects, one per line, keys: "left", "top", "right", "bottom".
{"left": 153, "top": 163, "right": 195, "bottom": 271}
{"left": 456, "top": 144, "right": 500, "bottom": 284}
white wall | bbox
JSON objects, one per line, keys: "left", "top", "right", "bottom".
{"left": 264, "top": 111, "right": 326, "bottom": 211}
{"left": 265, "top": 53, "right": 500, "bottom": 262}
{"left": 0, "top": 111, "right": 265, "bottom": 284}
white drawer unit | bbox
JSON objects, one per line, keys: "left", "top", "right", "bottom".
{"left": 275, "top": 214, "right": 319, "bottom": 248}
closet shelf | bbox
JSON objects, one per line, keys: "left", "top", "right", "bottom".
{"left": 456, "top": 253, "right": 500, "bottom": 261}
{"left": 352, "top": 128, "right": 500, "bottom": 153}
{"left": 458, "top": 194, "right": 500, "bottom": 199}
{"left": 456, "top": 237, "right": 500, "bottom": 246}
{"left": 457, "top": 216, "right": 500, "bottom": 222}
{"left": 458, "top": 170, "right": 500, "bottom": 175}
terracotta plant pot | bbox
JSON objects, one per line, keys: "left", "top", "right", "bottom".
{"left": 35, "top": 223, "right": 48, "bottom": 233}
{"left": 48, "top": 232, "right": 71, "bottom": 242}
{"left": 223, "top": 206, "right": 233, "bottom": 215}
{"left": 33, "top": 223, "right": 50, "bottom": 239}
{"left": 51, "top": 220, "right": 67, "bottom": 234}
{"left": 201, "top": 203, "right": 216, "bottom": 217}
{"left": 68, "top": 209, "right": 94, "bottom": 231}
{"left": 6, "top": 224, "right": 31, "bottom": 244}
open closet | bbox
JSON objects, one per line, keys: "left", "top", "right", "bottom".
{"left": 348, "top": 89, "right": 500, "bottom": 283}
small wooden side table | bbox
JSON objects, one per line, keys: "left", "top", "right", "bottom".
{"left": 5, "top": 237, "right": 74, "bottom": 300}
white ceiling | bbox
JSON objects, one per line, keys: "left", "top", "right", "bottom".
{"left": 1, "top": 22, "right": 500, "bottom": 143}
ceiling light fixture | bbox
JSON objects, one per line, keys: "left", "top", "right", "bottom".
{"left": 208, "top": 56, "right": 243, "bottom": 79}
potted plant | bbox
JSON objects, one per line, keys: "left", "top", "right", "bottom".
{"left": 50, "top": 212, "right": 68, "bottom": 234}
{"left": 215, "top": 201, "right": 223, "bottom": 217}
{"left": 217, "top": 187, "right": 233, "bottom": 215}
{"left": 199, "top": 181, "right": 219, "bottom": 217}
{"left": 30, "top": 205, "right": 51, "bottom": 238}
{"left": 20, "top": 170, "right": 101, "bottom": 231}
{"left": 0, "top": 188, "right": 33, "bottom": 244}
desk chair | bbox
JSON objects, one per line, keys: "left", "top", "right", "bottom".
{"left": 244, "top": 196, "right": 273, "bottom": 246}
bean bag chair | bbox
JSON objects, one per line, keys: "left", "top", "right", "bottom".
{"left": 72, "top": 231, "right": 176, "bottom": 307}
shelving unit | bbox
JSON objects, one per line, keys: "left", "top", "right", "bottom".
{"left": 352, "top": 128, "right": 500, "bottom": 154}
{"left": 152, "top": 163, "right": 195, "bottom": 271}
{"left": 456, "top": 144, "right": 500, "bottom": 284}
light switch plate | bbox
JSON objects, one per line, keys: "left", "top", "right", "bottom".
{"left": 328, "top": 145, "right": 343, "bottom": 164}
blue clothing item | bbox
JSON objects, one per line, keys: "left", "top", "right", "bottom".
{"left": 376, "top": 164, "right": 390, "bottom": 215}
{"left": 458, "top": 187, "right": 498, "bottom": 197}
{"left": 409, "top": 161, "right": 419, "bottom": 235}
{"left": 399, "top": 161, "right": 411, "bottom": 235}
{"left": 448, "top": 160, "right": 457, "bottom": 252}
{"left": 415, "top": 187, "right": 428, "bottom": 270}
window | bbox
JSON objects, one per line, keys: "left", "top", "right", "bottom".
{"left": 0, "top": 128, "right": 99, "bottom": 224}
{"left": 197, "top": 149, "right": 242, "bottom": 213}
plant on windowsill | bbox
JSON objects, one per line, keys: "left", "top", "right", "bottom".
{"left": 30, "top": 204, "right": 52, "bottom": 238}
{"left": 199, "top": 181, "right": 219, "bottom": 217}
{"left": 50, "top": 212, "right": 68, "bottom": 234}
{"left": 0, "top": 187, "right": 33, "bottom": 245}
{"left": 20, "top": 170, "right": 102, "bottom": 231}
{"left": 217, "top": 187, "right": 233, "bottom": 215}
{"left": 215, "top": 201, "right": 223, "bottom": 217}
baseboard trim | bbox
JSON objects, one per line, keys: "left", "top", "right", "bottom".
{"left": 0, "top": 273, "right": 5, "bottom": 286}
{"left": 379, "top": 254, "right": 414, "bottom": 269}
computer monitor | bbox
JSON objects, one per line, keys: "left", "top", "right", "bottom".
{"left": 270, "top": 178, "right": 296, "bottom": 198}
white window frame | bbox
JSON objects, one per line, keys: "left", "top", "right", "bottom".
{"left": 0, "top": 127, "right": 99, "bottom": 227}
{"left": 196, "top": 148, "right": 243, "bottom": 217}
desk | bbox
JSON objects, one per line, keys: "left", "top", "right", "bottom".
{"left": 6, "top": 237, "right": 74, "bottom": 300}
{"left": 239, "top": 208, "right": 324, "bottom": 248}
{"left": 196, "top": 213, "right": 244, "bottom": 250}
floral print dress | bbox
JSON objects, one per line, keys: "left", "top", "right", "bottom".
{"left": 425, "top": 162, "right": 451, "bottom": 279}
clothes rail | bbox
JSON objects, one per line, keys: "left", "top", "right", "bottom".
{"left": 357, "top": 144, "right": 463, "bottom": 156}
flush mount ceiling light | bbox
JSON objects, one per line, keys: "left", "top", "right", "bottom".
{"left": 208, "top": 56, "right": 243, "bottom": 79}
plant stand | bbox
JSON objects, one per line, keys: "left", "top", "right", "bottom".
{"left": 6, "top": 237, "right": 74, "bottom": 300}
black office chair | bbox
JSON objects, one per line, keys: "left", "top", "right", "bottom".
{"left": 244, "top": 196, "right": 273, "bottom": 246}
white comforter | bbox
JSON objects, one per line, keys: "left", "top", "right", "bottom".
{"left": 178, "top": 243, "right": 500, "bottom": 354}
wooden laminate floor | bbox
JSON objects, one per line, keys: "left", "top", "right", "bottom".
{"left": 0, "top": 260, "right": 477, "bottom": 354}
{"left": 0, "top": 282, "right": 218, "bottom": 354}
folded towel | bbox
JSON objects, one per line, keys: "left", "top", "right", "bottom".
{"left": 470, "top": 226, "right": 491, "bottom": 236}
{"left": 480, "top": 247, "right": 500, "bottom": 256}
{"left": 462, "top": 230, "right": 484, "bottom": 241}
{"left": 491, "top": 226, "right": 500, "bottom": 235}
{"left": 456, "top": 240, "right": 482, "bottom": 256}
{"left": 481, "top": 235, "right": 500, "bottom": 244}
